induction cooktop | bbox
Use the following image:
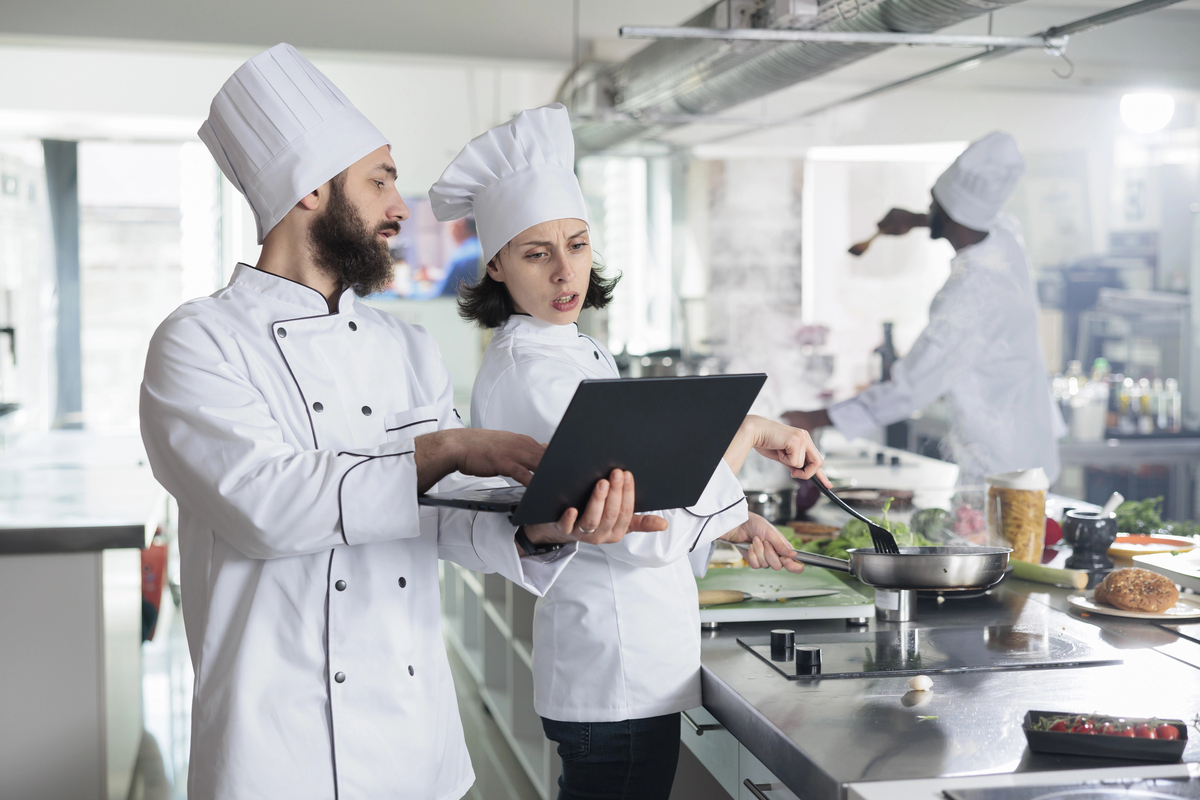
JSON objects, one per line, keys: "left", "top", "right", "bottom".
{"left": 737, "top": 625, "right": 1122, "bottom": 680}
{"left": 943, "top": 777, "right": 1200, "bottom": 800}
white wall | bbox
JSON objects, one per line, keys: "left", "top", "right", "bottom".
{"left": 0, "top": 36, "right": 565, "bottom": 195}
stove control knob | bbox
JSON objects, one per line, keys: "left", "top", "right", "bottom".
{"left": 796, "top": 646, "right": 822, "bottom": 667}
{"left": 770, "top": 629, "right": 795, "bottom": 661}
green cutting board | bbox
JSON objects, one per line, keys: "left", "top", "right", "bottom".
{"left": 697, "top": 567, "right": 875, "bottom": 622}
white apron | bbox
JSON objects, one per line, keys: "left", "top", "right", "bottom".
{"left": 140, "top": 264, "right": 574, "bottom": 800}
{"left": 470, "top": 315, "right": 748, "bottom": 723}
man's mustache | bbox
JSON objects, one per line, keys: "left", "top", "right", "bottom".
{"left": 377, "top": 221, "right": 401, "bottom": 236}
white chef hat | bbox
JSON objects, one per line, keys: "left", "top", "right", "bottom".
{"left": 198, "top": 43, "right": 389, "bottom": 244}
{"left": 932, "top": 132, "right": 1025, "bottom": 231}
{"left": 429, "top": 103, "right": 587, "bottom": 264}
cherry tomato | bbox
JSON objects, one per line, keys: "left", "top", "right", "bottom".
{"left": 1100, "top": 723, "right": 1118, "bottom": 735}
{"left": 1071, "top": 724, "right": 1097, "bottom": 734}
{"left": 1156, "top": 725, "right": 1179, "bottom": 740}
{"left": 1049, "top": 721, "right": 1068, "bottom": 733}
{"left": 1134, "top": 725, "right": 1156, "bottom": 739}
{"left": 1116, "top": 726, "right": 1136, "bottom": 737}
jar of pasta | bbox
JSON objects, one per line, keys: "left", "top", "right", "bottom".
{"left": 985, "top": 469, "right": 1049, "bottom": 564}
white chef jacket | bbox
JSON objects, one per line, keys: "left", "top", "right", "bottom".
{"left": 828, "top": 216, "right": 1060, "bottom": 484}
{"left": 139, "top": 264, "right": 575, "bottom": 800}
{"left": 470, "top": 315, "right": 748, "bottom": 722}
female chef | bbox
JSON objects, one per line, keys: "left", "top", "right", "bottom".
{"left": 429, "top": 104, "right": 828, "bottom": 800}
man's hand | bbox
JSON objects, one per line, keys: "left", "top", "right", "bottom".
{"left": 781, "top": 409, "right": 831, "bottom": 433}
{"left": 720, "top": 513, "right": 804, "bottom": 573}
{"left": 728, "top": 415, "right": 830, "bottom": 487}
{"left": 524, "top": 469, "right": 668, "bottom": 549}
{"left": 876, "top": 207, "right": 930, "bottom": 237}
{"left": 414, "top": 428, "right": 544, "bottom": 494}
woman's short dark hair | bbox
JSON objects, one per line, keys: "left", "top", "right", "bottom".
{"left": 457, "top": 254, "right": 620, "bottom": 328}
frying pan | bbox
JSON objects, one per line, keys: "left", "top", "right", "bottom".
{"left": 739, "top": 543, "right": 1012, "bottom": 591}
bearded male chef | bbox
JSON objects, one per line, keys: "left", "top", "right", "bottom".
{"left": 785, "top": 132, "right": 1061, "bottom": 484}
{"left": 139, "top": 44, "right": 661, "bottom": 800}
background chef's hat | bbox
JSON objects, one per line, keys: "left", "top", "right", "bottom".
{"left": 429, "top": 103, "right": 587, "bottom": 264}
{"left": 932, "top": 132, "right": 1025, "bottom": 231}
{"left": 198, "top": 43, "right": 389, "bottom": 244}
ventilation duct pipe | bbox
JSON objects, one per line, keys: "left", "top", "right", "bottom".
{"left": 560, "top": 0, "right": 1032, "bottom": 153}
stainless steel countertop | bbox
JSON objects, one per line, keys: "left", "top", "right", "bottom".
{"left": 700, "top": 579, "right": 1200, "bottom": 800}
{"left": 0, "top": 431, "right": 163, "bottom": 554}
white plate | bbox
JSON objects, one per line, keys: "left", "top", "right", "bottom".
{"left": 1067, "top": 591, "right": 1200, "bottom": 621}
{"left": 1134, "top": 550, "right": 1200, "bottom": 594}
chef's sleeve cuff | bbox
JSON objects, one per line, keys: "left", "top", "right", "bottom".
{"left": 470, "top": 512, "right": 577, "bottom": 597}
{"left": 337, "top": 441, "right": 422, "bottom": 546}
{"left": 687, "top": 460, "right": 746, "bottom": 517}
{"left": 827, "top": 398, "right": 880, "bottom": 441}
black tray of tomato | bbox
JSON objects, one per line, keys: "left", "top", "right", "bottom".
{"left": 1023, "top": 711, "right": 1187, "bottom": 762}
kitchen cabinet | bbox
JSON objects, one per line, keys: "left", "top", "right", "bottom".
{"left": 0, "top": 432, "right": 166, "bottom": 800}
{"left": 740, "top": 747, "right": 802, "bottom": 800}
{"left": 678, "top": 706, "right": 806, "bottom": 800}
{"left": 680, "top": 706, "right": 740, "bottom": 798}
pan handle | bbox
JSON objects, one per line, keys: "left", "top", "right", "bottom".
{"left": 732, "top": 542, "right": 852, "bottom": 574}
{"left": 789, "top": 550, "right": 853, "bottom": 573}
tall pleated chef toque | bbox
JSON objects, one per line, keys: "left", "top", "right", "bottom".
{"left": 429, "top": 103, "right": 587, "bottom": 264}
{"left": 932, "top": 132, "right": 1025, "bottom": 231}
{"left": 198, "top": 43, "right": 389, "bottom": 244}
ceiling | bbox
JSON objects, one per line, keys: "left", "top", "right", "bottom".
{"left": 0, "top": 0, "right": 712, "bottom": 64}
{"left": 4, "top": 0, "right": 1199, "bottom": 150}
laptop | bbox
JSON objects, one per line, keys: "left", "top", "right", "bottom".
{"left": 419, "top": 374, "right": 767, "bottom": 526}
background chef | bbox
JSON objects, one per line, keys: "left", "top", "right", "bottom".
{"left": 784, "top": 132, "right": 1061, "bottom": 485}
{"left": 432, "top": 103, "right": 827, "bottom": 800}
{"left": 139, "top": 45, "right": 664, "bottom": 800}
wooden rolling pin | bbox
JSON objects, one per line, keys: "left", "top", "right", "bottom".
{"left": 1010, "top": 559, "right": 1089, "bottom": 589}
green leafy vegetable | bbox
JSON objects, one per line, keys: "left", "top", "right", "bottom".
{"left": 788, "top": 502, "right": 935, "bottom": 560}
{"left": 1114, "top": 497, "right": 1200, "bottom": 539}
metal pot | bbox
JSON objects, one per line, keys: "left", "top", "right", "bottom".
{"left": 744, "top": 489, "right": 796, "bottom": 524}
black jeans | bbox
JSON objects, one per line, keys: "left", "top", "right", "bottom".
{"left": 541, "top": 713, "right": 681, "bottom": 800}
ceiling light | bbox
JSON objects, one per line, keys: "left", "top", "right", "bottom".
{"left": 1120, "top": 92, "right": 1175, "bottom": 134}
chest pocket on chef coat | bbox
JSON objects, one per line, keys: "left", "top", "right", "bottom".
{"left": 385, "top": 405, "right": 440, "bottom": 443}
{"left": 386, "top": 406, "right": 441, "bottom": 520}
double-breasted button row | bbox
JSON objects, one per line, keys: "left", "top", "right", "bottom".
{"left": 331, "top": 667, "right": 412, "bottom": 683}
{"left": 331, "top": 578, "right": 405, "bottom": 591}
{"left": 310, "top": 402, "right": 373, "bottom": 415}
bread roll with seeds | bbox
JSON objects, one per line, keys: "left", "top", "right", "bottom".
{"left": 1094, "top": 567, "right": 1179, "bottom": 614}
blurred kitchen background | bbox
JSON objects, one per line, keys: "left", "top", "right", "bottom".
{"left": 0, "top": 0, "right": 1198, "bottom": 798}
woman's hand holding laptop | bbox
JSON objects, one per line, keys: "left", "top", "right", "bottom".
{"left": 414, "top": 428, "right": 666, "bottom": 548}
{"left": 524, "top": 468, "right": 669, "bottom": 549}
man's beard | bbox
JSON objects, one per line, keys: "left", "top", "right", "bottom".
{"left": 309, "top": 177, "right": 399, "bottom": 297}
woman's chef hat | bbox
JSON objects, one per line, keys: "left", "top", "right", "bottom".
{"left": 198, "top": 43, "right": 389, "bottom": 244}
{"left": 429, "top": 103, "right": 588, "bottom": 264}
{"left": 932, "top": 132, "right": 1025, "bottom": 231}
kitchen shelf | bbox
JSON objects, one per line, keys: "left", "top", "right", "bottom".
{"left": 442, "top": 561, "right": 559, "bottom": 800}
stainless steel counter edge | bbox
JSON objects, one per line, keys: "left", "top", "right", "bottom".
{"left": 0, "top": 523, "right": 146, "bottom": 554}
